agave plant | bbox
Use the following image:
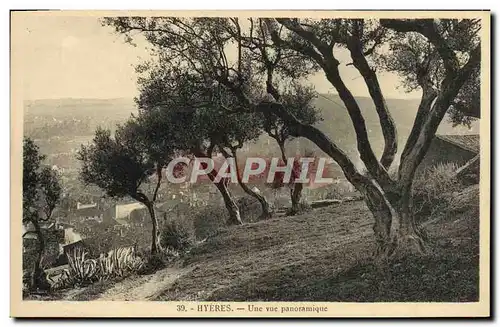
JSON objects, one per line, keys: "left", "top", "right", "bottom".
{"left": 66, "top": 247, "right": 99, "bottom": 285}
{"left": 52, "top": 246, "right": 145, "bottom": 289}
{"left": 98, "top": 246, "right": 144, "bottom": 279}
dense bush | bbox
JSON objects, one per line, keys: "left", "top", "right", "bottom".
{"left": 411, "top": 162, "right": 464, "bottom": 220}
{"left": 82, "top": 228, "right": 152, "bottom": 258}
{"left": 137, "top": 252, "right": 167, "bottom": 275}
{"left": 161, "top": 218, "right": 195, "bottom": 252}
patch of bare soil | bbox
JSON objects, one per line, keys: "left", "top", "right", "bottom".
{"left": 94, "top": 263, "right": 194, "bottom": 301}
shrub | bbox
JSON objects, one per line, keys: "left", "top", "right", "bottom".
{"left": 269, "top": 188, "right": 292, "bottom": 209}
{"left": 161, "top": 218, "right": 195, "bottom": 252}
{"left": 83, "top": 228, "right": 152, "bottom": 259}
{"left": 412, "top": 162, "right": 463, "bottom": 219}
{"left": 192, "top": 204, "right": 228, "bottom": 240}
{"left": 137, "top": 252, "right": 167, "bottom": 275}
{"left": 98, "top": 246, "right": 144, "bottom": 279}
{"left": 65, "top": 247, "right": 100, "bottom": 286}
{"left": 317, "top": 180, "right": 356, "bottom": 200}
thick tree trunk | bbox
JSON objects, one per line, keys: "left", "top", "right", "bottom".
{"left": 289, "top": 182, "right": 304, "bottom": 215}
{"left": 319, "top": 57, "right": 393, "bottom": 188}
{"left": 30, "top": 220, "right": 49, "bottom": 291}
{"left": 399, "top": 83, "right": 437, "bottom": 167}
{"left": 133, "top": 191, "right": 162, "bottom": 256}
{"left": 193, "top": 149, "right": 242, "bottom": 225}
{"left": 215, "top": 180, "right": 243, "bottom": 225}
{"left": 144, "top": 200, "right": 162, "bottom": 255}
{"left": 392, "top": 186, "right": 427, "bottom": 257}
{"left": 347, "top": 34, "right": 398, "bottom": 169}
{"left": 277, "top": 140, "right": 304, "bottom": 215}
{"left": 238, "top": 176, "right": 272, "bottom": 219}
{"left": 360, "top": 182, "right": 394, "bottom": 256}
{"left": 231, "top": 150, "right": 272, "bottom": 219}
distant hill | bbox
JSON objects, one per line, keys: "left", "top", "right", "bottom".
{"left": 23, "top": 95, "right": 479, "bottom": 171}
{"left": 23, "top": 98, "right": 138, "bottom": 170}
{"left": 303, "top": 94, "right": 479, "bottom": 164}
{"left": 24, "top": 98, "right": 137, "bottom": 119}
{"left": 246, "top": 94, "right": 478, "bottom": 170}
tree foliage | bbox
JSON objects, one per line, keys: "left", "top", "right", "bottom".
{"left": 78, "top": 119, "right": 175, "bottom": 255}
{"left": 23, "top": 137, "right": 62, "bottom": 291}
{"left": 78, "top": 126, "right": 153, "bottom": 199}
{"left": 23, "top": 137, "right": 62, "bottom": 223}
{"left": 104, "top": 16, "right": 483, "bottom": 256}
{"left": 262, "top": 82, "right": 322, "bottom": 148}
{"left": 377, "top": 19, "right": 480, "bottom": 127}
{"left": 23, "top": 138, "right": 45, "bottom": 223}
{"left": 135, "top": 56, "right": 264, "bottom": 154}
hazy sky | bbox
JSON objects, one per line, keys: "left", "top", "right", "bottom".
{"left": 16, "top": 15, "right": 422, "bottom": 101}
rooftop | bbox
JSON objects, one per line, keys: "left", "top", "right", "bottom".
{"left": 436, "top": 134, "right": 479, "bottom": 154}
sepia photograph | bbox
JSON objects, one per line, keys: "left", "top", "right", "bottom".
{"left": 10, "top": 10, "right": 490, "bottom": 318}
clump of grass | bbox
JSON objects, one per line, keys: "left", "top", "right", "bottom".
{"left": 317, "top": 181, "right": 356, "bottom": 200}
{"left": 192, "top": 204, "right": 228, "bottom": 240}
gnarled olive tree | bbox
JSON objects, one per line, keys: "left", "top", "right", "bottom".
{"left": 104, "top": 16, "right": 481, "bottom": 256}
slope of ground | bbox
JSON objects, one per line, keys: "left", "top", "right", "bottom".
{"left": 52, "top": 194, "right": 479, "bottom": 302}
{"left": 58, "top": 263, "right": 193, "bottom": 301}
{"left": 148, "top": 199, "right": 478, "bottom": 302}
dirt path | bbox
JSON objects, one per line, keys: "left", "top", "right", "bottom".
{"left": 94, "top": 264, "right": 194, "bottom": 301}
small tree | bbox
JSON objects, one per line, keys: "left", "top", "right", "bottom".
{"left": 23, "top": 138, "right": 62, "bottom": 291}
{"left": 228, "top": 18, "right": 323, "bottom": 213}
{"left": 214, "top": 112, "right": 273, "bottom": 219}
{"left": 135, "top": 61, "right": 272, "bottom": 224}
{"left": 78, "top": 120, "right": 172, "bottom": 255}
{"left": 261, "top": 83, "right": 322, "bottom": 214}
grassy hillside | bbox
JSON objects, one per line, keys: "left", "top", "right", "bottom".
{"left": 150, "top": 198, "right": 478, "bottom": 302}
{"left": 54, "top": 189, "right": 479, "bottom": 302}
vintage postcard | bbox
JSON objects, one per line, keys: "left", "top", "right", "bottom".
{"left": 10, "top": 10, "right": 490, "bottom": 318}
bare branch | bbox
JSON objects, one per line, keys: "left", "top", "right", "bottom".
{"left": 346, "top": 29, "right": 398, "bottom": 169}
{"left": 152, "top": 163, "right": 163, "bottom": 202}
